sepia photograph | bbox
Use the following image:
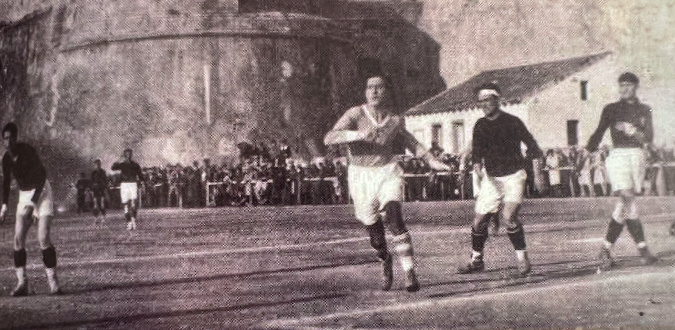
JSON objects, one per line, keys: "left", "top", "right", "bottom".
{"left": 0, "top": 0, "right": 674, "bottom": 328}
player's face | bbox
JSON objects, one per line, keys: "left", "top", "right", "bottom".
{"left": 124, "top": 150, "right": 132, "bottom": 160}
{"left": 365, "top": 77, "right": 388, "bottom": 107}
{"left": 619, "top": 82, "right": 638, "bottom": 100}
{"left": 477, "top": 95, "right": 500, "bottom": 116}
{"left": 2, "top": 131, "right": 16, "bottom": 151}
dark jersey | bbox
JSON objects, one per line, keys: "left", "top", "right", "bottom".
{"left": 472, "top": 110, "right": 543, "bottom": 177}
{"left": 91, "top": 169, "right": 108, "bottom": 192}
{"left": 586, "top": 99, "right": 653, "bottom": 152}
{"left": 111, "top": 161, "right": 143, "bottom": 183}
{"left": 2, "top": 142, "right": 47, "bottom": 204}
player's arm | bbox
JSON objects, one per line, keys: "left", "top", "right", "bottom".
{"left": 1, "top": 155, "right": 11, "bottom": 217}
{"left": 324, "top": 108, "right": 368, "bottom": 145}
{"left": 640, "top": 106, "right": 654, "bottom": 147}
{"left": 400, "top": 129, "right": 451, "bottom": 172}
{"left": 136, "top": 163, "right": 145, "bottom": 183}
{"left": 26, "top": 147, "right": 46, "bottom": 205}
{"left": 516, "top": 120, "right": 546, "bottom": 191}
{"left": 586, "top": 106, "right": 611, "bottom": 152}
{"left": 471, "top": 121, "right": 486, "bottom": 178}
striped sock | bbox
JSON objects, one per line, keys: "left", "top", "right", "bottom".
{"left": 393, "top": 232, "right": 415, "bottom": 272}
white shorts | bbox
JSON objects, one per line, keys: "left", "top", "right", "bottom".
{"left": 17, "top": 180, "right": 54, "bottom": 218}
{"left": 120, "top": 182, "right": 139, "bottom": 204}
{"left": 605, "top": 148, "right": 646, "bottom": 193}
{"left": 475, "top": 169, "right": 527, "bottom": 215}
{"left": 348, "top": 162, "right": 404, "bottom": 226}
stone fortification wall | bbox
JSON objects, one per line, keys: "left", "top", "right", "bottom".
{"left": 0, "top": 0, "right": 445, "bottom": 203}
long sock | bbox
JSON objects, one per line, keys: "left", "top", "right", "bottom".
{"left": 604, "top": 218, "right": 624, "bottom": 248}
{"left": 42, "top": 246, "right": 57, "bottom": 268}
{"left": 15, "top": 267, "right": 26, "bottom": 284}
{"left": 14, "top": 249, "right": 27, "bottom": 268}
{"left": 625, "top": 219, "right": 646, "bottom": 247}
{"left": 366, "top": 220, "right": 388, "bottom": 260}
{"left": 392, "top": 232, "right": 415, "bottom": 272}
{"left": 471, "top": 227, "right": 488, "bottom": 258}
{"left": 124, "top": 205, "right": 131, "bottom": 222}
{"left": 507, "top": 225, "right": 527, "bottom": 250}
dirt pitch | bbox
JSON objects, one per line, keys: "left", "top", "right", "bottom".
{"left": 1, "top": 197, "right": 674, "bottom": 329}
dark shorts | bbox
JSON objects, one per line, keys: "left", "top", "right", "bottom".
{"left": 92, "top": 189, "right": 106, "bottom": 198}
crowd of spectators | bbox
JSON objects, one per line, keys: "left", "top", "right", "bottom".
{"left": 73, "top": 141, "right": 675, "bottom": 211}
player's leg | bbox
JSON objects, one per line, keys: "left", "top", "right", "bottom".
{"left": 100, "top": 194, "right": 107, "bottom": 218}
{"left": 37, "top": 214, "right": 60, "bottom": 294}
{"left": 365, "top": 217, "right": 392, "bottom": 290}
{"left": 11, "top": 207, "right": 33, "bottom": 296}
{"left": 623, "top": 151, "right": 657, "bottom": 264}
{"left": 350, "top": 165, "right": 392, "bottom": 290}
{"left": 382, "top": 201, "right": 419, "bottom": 292}
{"left": 129, "top": 198, "right": 138, "bottom": 229}
{"left": 500, "top": 170, "right": 530, "bottom": 275}
{"left": 458, "top": 175, "right": 500, "bottom": 274}
{"left": 379, "top": 164, "right": 420, "bottom": 292}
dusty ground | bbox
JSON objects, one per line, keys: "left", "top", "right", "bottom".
{"left": 0, "top": 197, "right": 674, "bottom": 329}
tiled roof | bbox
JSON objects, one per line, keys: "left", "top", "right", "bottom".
{"left": 406, "top": 52, "right": 611, "bottom": 116}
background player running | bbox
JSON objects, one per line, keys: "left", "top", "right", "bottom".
{"left": 324, "top": 75, "right": 450, "bottom": 292}
{"left": 1, "top": 122, "right": 61, "bottom": 295}
{"left": 112, "top": 149, "right": 143, "bottom": 230}
{"left": 91, "top": 159, "right": 108, "bottom": 222}
{"left": 457, "top": 83, "right": 545, "bottom": 277}
{"left": 586, "top": 72, "right": 658, "bottom": 270}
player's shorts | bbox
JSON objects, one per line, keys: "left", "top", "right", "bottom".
{"left": 605, "top": 148, "right": 646, "bottom": 193}
{"left": 17, "top": 180, "right": 54, "bottom": 219}
{"left": 475, "top": 169, "right": 527, "bottom": 215}
{"left": 120, "top": 182, "right": 139, "bottom": 204}
{"left": 348, "top": 162, "right": 404, "bottom": 226}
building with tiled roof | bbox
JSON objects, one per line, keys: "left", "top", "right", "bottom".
{"left": 405, "top": 52, "right": 627, "bottom": 153}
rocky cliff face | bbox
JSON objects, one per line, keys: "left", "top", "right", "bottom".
{"left": 415, "top": 0, "right": 674, "bottom": 88}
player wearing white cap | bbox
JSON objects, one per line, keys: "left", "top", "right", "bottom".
{"left": 457, "top": 83, "right": 545, "bottom": 277}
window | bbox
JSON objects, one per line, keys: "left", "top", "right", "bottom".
{"left": 580, "top": 80, "right": 588, "bottom": 101}
{"left": 451, "top": 121, "right": 465, "bottom": 153}
{"left": 431, "top": 124, "right": 442, "bottom": 147}
{"left": 567, "top": 120, "right": 579, "bottom": 146}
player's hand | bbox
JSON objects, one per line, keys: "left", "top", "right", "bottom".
{"left": 0, "top": 204, "right": 7, "bottom": 223}
{"left": 473, "top": 163, "right": 484, "bottom": 180}
{"left": 532, "top": 159, "right": 546, "bottom": 193}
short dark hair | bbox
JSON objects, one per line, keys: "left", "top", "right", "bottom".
{"left": 2, "top": 122, "right": 18, "bottom": 138}
{"left": 473, "top": 82, "right": 501, "bottom": 98}
{"left": 94, "top": 159, "right": 101, "bottom": 164}
{"left": 365, "top": 75, "right": 392, "bottom": 89}
{"left": 124, "top": 148, "right": 133, "bottom": 154}
{"left": 618, "top": 72, "right": 639, "bottom": 84}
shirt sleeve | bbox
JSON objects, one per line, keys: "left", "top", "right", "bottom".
{"left": 642, "top": 106, "right": 654, "bottom": 143}
{"left": 323, "top": 107, "right": 360, "bottom": 145}
{"left": 2, "top": 155, "right": 10, "bottom": 205}
{"left": 586, "top": 106, "right": 611, "bottom": 152}
{"left": 517, "top": 118, "right": 543, "bottom": 158}
{"left": 28, "top": 148, "right": 46, "bottom": 204}
{"left": 471, "top": 120, "right": 485, "bottom": 165}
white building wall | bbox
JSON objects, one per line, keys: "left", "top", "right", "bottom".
{"left": 526, "top": 55, "right": 625, "bottom": 150}
{"left": 405, "top": 104, "right": 529, "bottom": 153}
